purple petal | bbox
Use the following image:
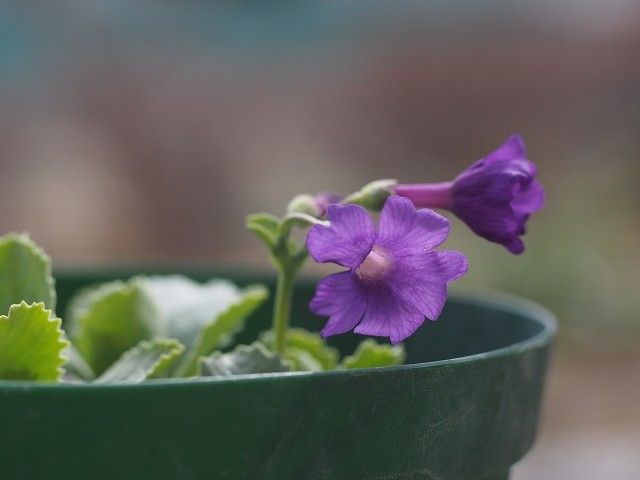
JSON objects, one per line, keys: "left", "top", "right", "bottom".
{"left": 353, "top": 284, "right": 426, "bottom": 344}
{"left": 484, "top": 134, "right": 526, "bottom": 165}
{"left": 310, "top": 271, "right": 367, "bottom": 337}
{"left": 376, "top": 195, "right": 451, "bottom": 255}
{"left": 390, "top": 251, "right": 468, "bottom": 320}
{"left": 306, "top": 203, "right": 375, "bottom": 268}
{"left": 506, "top": 237, "right": 525, "bottom": 255}
{"left": 451, "top": 140, "right": 542, "bottom": 254}
{"left": 513, "top": 179, "right": 544, "bottom": 220}
{"left": 452, "top": 194, "right": 518, "bottom": 246}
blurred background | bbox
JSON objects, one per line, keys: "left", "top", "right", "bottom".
{"left": 1, "top": 1, "right": 638, "bottom": 477}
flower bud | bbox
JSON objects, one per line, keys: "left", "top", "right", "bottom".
{"left": 343, "top": 179, "right": 397, "bottom": 211}
{"left": 286, "top": 194, "right": 322, "bottom": 217}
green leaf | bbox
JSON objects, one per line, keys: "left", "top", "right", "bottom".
{"left": 61, "top": 342, "right": 95, "bottom": 382}
{"left": 66, "top": 280, "right": 163, "bottom": 375}
{"left": 0, "top": 233, "right": 56, "bottom": 313}
{"left": 139, "top": 275, "right": 246, "bottom": 347}
{"left": 175, "top": 285, "right": 269, "bottom": 377}
{"left": 95, "top": 339, "right": 184, "bottom": 384}
{"left": 246, "top": 213, "right": 281, "bottom": 248}
{"left": 0, "top": 302, "right": 68, "bottom": 381}
{"left": 246, "top": 213, "right": 280, "bottom": 232}
{"left": 199, "top": 342, "right": 290, "bottom": 377}
{"left": 281, "top": 346, "right": 325, "bottom": 371}
{"left": 341, "top": 339, "right": 406, "bottom": 369}
{"left": 262, "top": 328, "right": 339, "bottom": 371}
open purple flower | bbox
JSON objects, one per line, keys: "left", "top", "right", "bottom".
{"left": 306, "top": 195, "right": 467, "bottom": 344}
{"left": 394, "top": 134, "right": 544, "bottom": 254}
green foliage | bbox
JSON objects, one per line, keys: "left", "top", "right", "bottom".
{"left": 139, "top": 275, "right": 252, "bottom": 347}
{"left": 246, "top": 213, "right": 281, "bottom": 249}
{"left": 96, "top": 339, "right": 184, "bottom": 383}
{"left": 61, "top": 343, "right": 95, "bottom": 382}
{"left": 0, "top": 302, "right": 68, "bottom": 381}
{"left": 64, "top": 274, "right": 269, "bottom": 378}
{"left": 341, "top": 339, "right": 405, "bottom": 369}
{"left": 262, "top": 328, "right": 339, "bottom": 371}
{"left": 0, "top": 233, "right": 56, "bottom": 313}
{"left": 66, "top": 280, "right": 163, "bottom": 375}
{"left": 200, "top": 342, "right": 290, "bottom": 377}
{"left": 174, "top": 285, "right": 269, "bottom": 377}
{"left": 0, "top": 230, "right": 410, "bottom": 384}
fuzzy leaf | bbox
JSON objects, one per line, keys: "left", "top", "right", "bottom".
{"left": 66, "top": 280, "right": 163, "bottom": 375}
{"left": 0, "top": 233, "right": 56, "bottom": 313}
{"left": 0, "top": 302, "right": 68, "bottom": 381}
{"left": 61, "top": 342, "right": 95, "bottom": 382}
{"left": 246, "top": 213, "right": 281, "bottom": 248}
{"left": 261, "top": 328, "right": 339, "bottom": 371}
{"left": 139, "top": 275, "right": 244, "bottom": 347}
{"left": 200, "top": 342, "right": 289, "bottom": 377}
{"left": 341, "top": 339, "right": 406, "bottom": 369}
{"left": 175, "top": 285, "right": 269, "bottom": 376}
{"left": 95, "top": 339, "right": 184, "bottom": 383}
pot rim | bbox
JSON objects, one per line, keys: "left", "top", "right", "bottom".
{"left": 0, "top": 285, "right": 556, "bottom": 390}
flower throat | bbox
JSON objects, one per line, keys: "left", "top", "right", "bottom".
{"left": 355, "top": 246, "right": 393, "bottom": 283}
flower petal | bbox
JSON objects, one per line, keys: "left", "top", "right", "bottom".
{"left": 513, "top": 179, "right": 544, "bottom": 221}
{"left": 485, "top": 134, "right": 526, "bottom": 164}
{"left": 376, "top": 195, "right": 451, "bottom": 255}
{"left": 310, "top": 271, "right": 367, "bottom": 338}
{"left": 354, "top": 285, "right": 425, "bottom": 344}
{"left": 390, "top": 251, "right": 468, "bottom": 320}
{"left": 453, "top": 196, "right": 517, "bottom": 239}
{"left": 306, "top": 204, "right": 375, "bottom": 268}
{"left": 506, "top": 237, "right": 525, "bottom": 255}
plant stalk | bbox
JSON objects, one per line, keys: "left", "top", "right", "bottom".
{"left": 273, "top": 267, "right": 296, "bottom": 355}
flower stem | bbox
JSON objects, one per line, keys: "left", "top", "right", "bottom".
{"left": 273, "top": 266, "right": 296, "bottom": 355}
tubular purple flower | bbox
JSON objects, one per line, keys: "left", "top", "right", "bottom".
{"left": 306, "top": 195, "right": 468, "bottom": 344}
{"left": 394, "top": 134, "right": 544, "bottom": 254}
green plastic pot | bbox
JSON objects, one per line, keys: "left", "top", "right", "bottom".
{"left": 0, "top": 266, "right": 556, "bottom": 480}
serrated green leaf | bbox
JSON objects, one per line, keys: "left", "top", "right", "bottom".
{"left": 175, "top": 285, "right": 269, "bottom": 377}
{"left": 261, "top": 328, "right": 339, "bottom": 371}
{"left": 0, "top": 233, "right": 56, "bottom": 313}
{"left": 138, "top": 275, "right": 245, "bottom": 347}
{"left": 95, "top": 339, "right": 184, "bottom": 383}
{"left": 0, "top": 302, "right": 68, "bottom": 381}
{"left": 341, "top": 339, "right": 406, "bottom": 369}
{"left": 66, "top": 280, "right": 163, "bottom": 375}
{"left": 199, "top": 342, "right": 290, "bottom": 377}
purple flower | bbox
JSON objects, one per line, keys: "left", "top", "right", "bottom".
{"left": 306, "top": 195, "right": 468, "bottom": 344}
{"left": 394, "top": 134, "right": 544, "bottom": 254}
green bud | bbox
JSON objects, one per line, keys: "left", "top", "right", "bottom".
{"left": 343, "top": 179, "right": 397, "bottom": 211}
{"left": 286, "top": 194, "right": 322, "bottom": 217}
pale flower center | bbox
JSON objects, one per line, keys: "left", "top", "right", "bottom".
{"left": 355, "top": 246, "right": 393, "bottom": 283}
